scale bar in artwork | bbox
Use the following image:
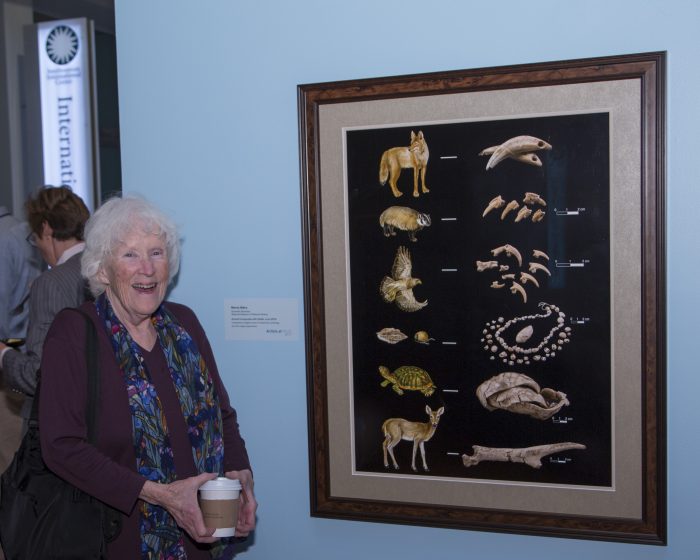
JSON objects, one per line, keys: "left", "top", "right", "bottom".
{"left": 440, "top": 156, "right": 458, "bottom": 159}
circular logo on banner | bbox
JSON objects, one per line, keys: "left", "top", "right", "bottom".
{"left": 45, "top": 25, "right": 79, "bottom": 65}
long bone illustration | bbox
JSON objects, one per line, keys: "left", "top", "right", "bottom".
{"left": 462, "top": 442, "right": 586, "bottom": 469}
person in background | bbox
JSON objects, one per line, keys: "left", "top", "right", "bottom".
{"left": 0, "top": 186, "right": 90, "bottom": 425}
{"left": 0, "top": 203, "right": 42, "bottom": 473}
{"left": 39, "top": 195, "right": 257, "bottom": 558}
{"left": 0, "top": 203, "right": 42, "bottom": 343}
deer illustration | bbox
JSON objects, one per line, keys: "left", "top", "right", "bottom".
{"left": 382, "top": 405, "right": 445, "bottom": 472}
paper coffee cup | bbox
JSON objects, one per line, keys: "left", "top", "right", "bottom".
{"left": 198, "top": 477, "right": 242, "bottom": 537}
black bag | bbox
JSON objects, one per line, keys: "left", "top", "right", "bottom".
{"left": 0, "top": 309, "right": 122, "bottom": 559}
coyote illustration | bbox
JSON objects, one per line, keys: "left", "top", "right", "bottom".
{"left": 378, "top": 131, "right": 429, "bottom": 198}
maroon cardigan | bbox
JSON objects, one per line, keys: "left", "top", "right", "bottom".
{"left": 39, "top": 301, "right": 251, "bottom": 557}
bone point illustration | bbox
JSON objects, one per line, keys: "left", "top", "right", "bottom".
{"left": 479, "top": 135, "right": 552, "bottom": 170}
{"left": 378, "top": 130, "right": 430, "bottom": 198}
{"left": 383, "top": 405, "right": 445, "bottom": 472}
{"left": 515, "top": 206, "right": 533, "bottom": 222}
{"left": 532, "top": 209, "right": 546, "bottom": 222}
{"left": 476, "top": 372, "right": 570, "bottom": 420}
{"left": 380, "top": 246, "right": 428, "bottom": 312}
{"left": 482, "top": 195, "right": 505, "bottom": 217}
{"left": 523, "top": 192, "right": 547, "bottom": 207}
{"left": 491, "top": 244, "right": 523, "bottom": 267}
{"left": 379, "top": 206, "right": 431, "bottom": 242}
{"left": 462, "top": 443, "right": 586, "bottom": 469}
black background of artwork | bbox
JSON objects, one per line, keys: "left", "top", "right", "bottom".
{"left": 346, "top": 113, "right": 612, "bottom": 486}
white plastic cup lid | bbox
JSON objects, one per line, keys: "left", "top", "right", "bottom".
{"left": 200, "top": 476, "right": 242, "bottom": 492}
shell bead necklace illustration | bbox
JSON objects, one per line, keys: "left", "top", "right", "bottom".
{"left": 481, "top": 302, "right": 572, "bottom": 365}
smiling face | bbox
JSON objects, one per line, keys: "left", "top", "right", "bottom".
{"left": 98, "top": 226, "right": 169, "bottom": 331}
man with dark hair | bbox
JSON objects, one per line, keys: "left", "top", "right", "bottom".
{"left": 0, "top": 187, "right": 91, "bottom": 424}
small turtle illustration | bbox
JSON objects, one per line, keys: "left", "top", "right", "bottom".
{"left": 379, "top": 365, "right": 436, "bottom": 396}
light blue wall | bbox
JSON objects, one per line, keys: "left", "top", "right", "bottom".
{"left": 114, "top": 1, "right": 699, "bottom": 558}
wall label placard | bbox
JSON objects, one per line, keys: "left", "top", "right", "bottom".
{"left": 224, "top": 298, "right": 299, "bottom": 341}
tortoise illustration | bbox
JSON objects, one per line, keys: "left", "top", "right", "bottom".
{"left": 379, "top": 365, "right": 436, "bottom": 396}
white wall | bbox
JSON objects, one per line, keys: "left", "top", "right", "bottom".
{"left": 114, "top": 1, "right": 699, "bottom": 558}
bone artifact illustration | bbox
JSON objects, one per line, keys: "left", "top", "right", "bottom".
{"left": 479, "top": 135, "right": 552, "bottom": 170}
{"left": 482, "top": 192, "right": 547, "bottom": 223}
{"left": 462, "top": 443, "right": 586, "bottom": 469}
{"left": 482, "top": 302, "right": 573, "bottom": 365}
{"left": 476, "top": 372, "right": 570, "bottom": 420}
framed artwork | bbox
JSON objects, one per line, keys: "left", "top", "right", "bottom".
{"left": 298, "top": 52, "right": 666, "bottom": 544}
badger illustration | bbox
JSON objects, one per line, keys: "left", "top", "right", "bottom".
{"left": 379, "top": 206, "right": 431, "bottom": 242}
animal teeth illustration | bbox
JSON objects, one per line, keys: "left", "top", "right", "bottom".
{"left": 523, "top": 192, "right": 547, "bottom": 206}
{"left": 376, "top": 328, "right": 408, "bottom": 344}
{"left": 532, "top": 249, "right": 549, "bottom": 260}
{"left": 380, "top": 246, "right": 428, "bottom": 312}
{"left": 476, "top": 260, "right": 499, "bottom": 272}
{"left": 479, "top": 135, "right": 552, "bottom": 170}
{"left": 510, "top": 281, "right": 527, "bottom": 303}
{"left": 379, "top": 206, "right": 431, "bottom": 242}
{"left": 514, "top": 206, "right": 532, "bottom": 222}
{"left": 491, "top": 281, "right": 505, "bottom": 289}
{"left": 462, "top": 442, "right": 585, "bottom": 469}
{"left": 492, "top": 244, "right": 522, "bottom": 267}
{"left": 476, "top": 372, "right": 570, "bottom": 420}
{"left": 499, "top": 265, "right": 509, "bottom": 272}
{"left": 482, "top": 195, "right": 505, "bottom": 217}
{"left": 501, "top": 200, "right": 519, "bottom": 220}
{"left": 519, "top": 271, "right": 539, "bottom": 288}
{"left": 532, "top": 209, "right": 546, "bottom": 222}
{"left": 528, "top": 261, "right": 551, "bottom": 276}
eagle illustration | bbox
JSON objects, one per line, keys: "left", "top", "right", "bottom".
{"left": 380, "top": 246, "right": 428, "bottom": 312}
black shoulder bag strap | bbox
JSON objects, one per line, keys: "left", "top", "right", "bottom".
{"left": 30, "top": 309, "right": 99, "bottom": 436}
{"left": 64, "top": 308, "right": 122, "bottom": 541}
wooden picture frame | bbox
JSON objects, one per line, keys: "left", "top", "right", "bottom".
{"left": 298, "top": 52, "right": 666, "bottom": 544}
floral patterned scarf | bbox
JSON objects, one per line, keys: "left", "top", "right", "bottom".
{"left": 96, "top": 294, "right": 227, "bottom": 559}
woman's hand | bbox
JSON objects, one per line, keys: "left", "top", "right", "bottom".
{"left": 140, "top": 472, "right": 218, "bottom": 543}
{"left": 224, "top": 469, "right": 257, "bottom": 537}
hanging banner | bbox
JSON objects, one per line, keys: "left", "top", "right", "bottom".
{"left": 37, "top": 18, "right": 97, "bottom": 210}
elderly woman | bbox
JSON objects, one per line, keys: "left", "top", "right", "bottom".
{"left": 39, "top": 196, "right": 257, "bottom": 558}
